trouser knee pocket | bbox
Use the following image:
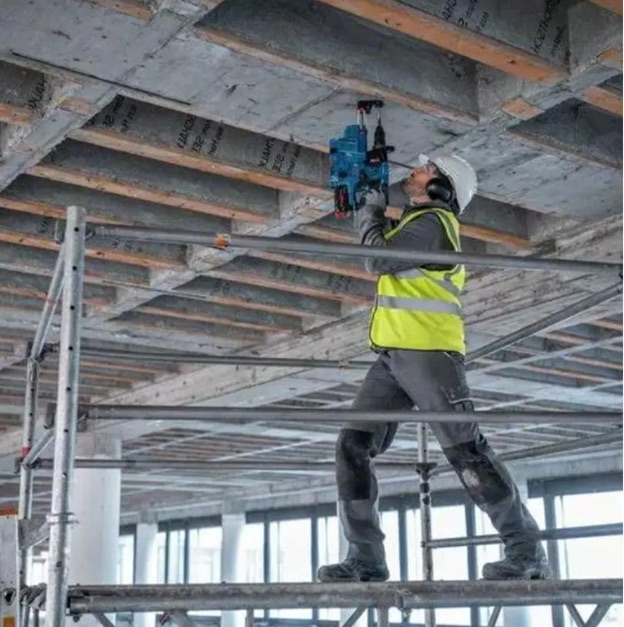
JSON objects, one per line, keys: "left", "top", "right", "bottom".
{"left": 443, "top": 437, "right": 513, "bottom": 508}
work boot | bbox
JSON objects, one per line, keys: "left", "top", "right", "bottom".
{"left": 317, "top": 558, "right": 390, "bottom": 583}
{"left": 482, "top": 546, "right": 551, "bottom": 580}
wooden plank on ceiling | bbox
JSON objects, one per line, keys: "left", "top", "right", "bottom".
{"left": 315, "top": 0, "right": 566, "bottom": 82}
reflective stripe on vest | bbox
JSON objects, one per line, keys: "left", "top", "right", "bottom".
{"left": 369, "top": 207, "right": 466, "bottom": 354}
{"left": 375, "top": 295, "right": 462, "bottom": 316}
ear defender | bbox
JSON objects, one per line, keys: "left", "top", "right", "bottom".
{"left": 426, "top": 177, "right": 455, "bottom": 205}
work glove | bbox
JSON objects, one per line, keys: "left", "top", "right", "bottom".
{"left": 354, "top": 186, "right": 388, "bottom": 241}
{"left": 356, "top": 186, "right": 387, "bottom": 212}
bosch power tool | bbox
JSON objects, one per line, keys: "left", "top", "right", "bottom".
{"left": 329, "top": 99, "right": 394, "bottom": 218}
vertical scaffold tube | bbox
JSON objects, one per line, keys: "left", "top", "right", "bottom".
{"left": 45, "top": 207, "right": 87, "bottom": 627}
{"left": 417, "top": 423, "right": 436, "bottom": 627}
{"left": 17, "top": 358, "right": 40, "bottom": 627}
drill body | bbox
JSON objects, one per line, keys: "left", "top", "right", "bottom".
{"left": 329, "top": 100, "right": 392, "bottom": 218}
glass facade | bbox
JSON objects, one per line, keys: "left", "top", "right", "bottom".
{"left": 30, "top": 471, "right": 621, "bottom": 627}
{"left": 269, "top": 518, "right": 313, "bottom": 619}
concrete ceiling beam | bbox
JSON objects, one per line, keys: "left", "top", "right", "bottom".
{"left": 197, "top": 0, "right": 480, "bottom": 123}
{"left": 0, "top": 306, "right": 251, "bottom": 359}
{"left": 0, "top": 61, "right": 50, "bottom": 125}
{"left": 0, "top": 175, "right": 232, "bottom": 232}
{"left": 0, "top": 242, "right": 149, "bottom": 287}
{"left": 0, "top": 207, "right": 187, "bottom": 269}
{"left": 206, "top": 256, "right": 374, "bottom": 305}
{"left": 169, "top": 276, "right": 343, "bottom": 320}
{"left": 315, "top": 0, "right": 568, "bottom": 82}
{"left": 0, "top": 268, "right": 115, "bottom": 305}
{"left": 112, "top": 309, "right": 267, "bottom": 345}
{"left": 72, "top": 95, "right": 330, "bottom": 196}
{"left": 508, "top": 99, "right": 622, "bottom": 170}
{"left": 29, "top": 140, "right": 281, "bottom": 224}
{"left": 136, "top": 295, "right": 305, "bottom": 334}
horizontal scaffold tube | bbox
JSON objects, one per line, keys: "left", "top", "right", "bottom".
{"left": 79, "top": 348, "right": 372, "bottom": 370}
{"left": 93, "top": 225, "right": 623, "bottom": 276}
{"left": 34, "top": 459, "right": 414, "bottom": 472}
{"left": 79, "top": 406, "right": 623, "bottom": 424}
{"left": 64, "top": 580, "right": 622, "bottom": 613}
{"left": 30, "top": 430, "right": 621, "bottom": 475}
{"left": 427, "top": 522, "right": 623, "bottom": 549}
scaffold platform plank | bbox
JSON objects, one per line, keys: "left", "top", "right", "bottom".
{"left": 59, "top": 579, "right": 623, "bottom": 613}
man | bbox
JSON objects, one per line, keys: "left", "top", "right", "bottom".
{"left": 317, "top": 154, "right": 550, "bottom": 582}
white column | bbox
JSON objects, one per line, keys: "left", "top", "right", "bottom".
{"left": 221, "top": 512, "right": 246, "bottom": 627}
{"left": 135, "top": 514, "right": 159, "bottom": 627}
{"left": 502, "top": 477, "right": 531, "bottom": 627}
{"left": 68, "top": 433, "right": 121, "bottom": 627}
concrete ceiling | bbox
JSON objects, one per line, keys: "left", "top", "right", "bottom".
{"left": 0, "top": 0, "right": 621, "bottom": 519}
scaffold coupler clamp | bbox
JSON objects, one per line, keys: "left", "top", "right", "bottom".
{"left": 20, "top": 583, "right": 46, "bottom": 610}
{"left": 414, "top": 461, "right": 437, "bottom": 480}
{"left": 68, "top": 587, "right": 87, "bottom": 621}
{"left": 46, "top": 512, "right": 76, "bottom": 528}
{"left": 394, "top": 590, "right": 411, "bottom": 622}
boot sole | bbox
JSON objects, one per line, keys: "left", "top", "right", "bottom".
{"left": 482, "top": 569, "right": 551, "bottom": 581}
{"left": 317, "top": 573, "right": 390, "bottom": 583}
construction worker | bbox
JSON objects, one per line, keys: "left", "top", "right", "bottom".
{"left": 317, "top": 154, "right": 550, "bottom": 583}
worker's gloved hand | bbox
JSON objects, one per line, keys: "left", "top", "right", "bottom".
{"left": 356, "top": 186, "right": 386, "bottom": 212}
{"left": 354, "top": 186, "right": 388, "bottom": 241}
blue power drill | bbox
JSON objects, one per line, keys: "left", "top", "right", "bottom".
{"left": 329, "top": 99, "right": 394, "bottom": 219}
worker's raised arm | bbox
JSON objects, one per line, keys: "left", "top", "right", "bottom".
{"left": 354, "top": 190, "right": 452, "bottom": 275}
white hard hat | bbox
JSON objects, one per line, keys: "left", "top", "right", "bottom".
{"left": 417, "top": 153, "right": 478, "bottom": 213}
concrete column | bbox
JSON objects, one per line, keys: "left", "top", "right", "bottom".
{"left": 135, "top": 514, "right": 159, "bottom": 627}
{"left": 68, "top": 433, "right": 121, "bottom": 627}
{"left": 221, "top": 512, "right": 246, "bottom": 627}
{"left": 502, "top": 477, "right": 531, "bottom": 627}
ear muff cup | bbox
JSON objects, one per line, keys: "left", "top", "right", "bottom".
{"left": 426, "top": 177, "right": 454, "bottom": 204}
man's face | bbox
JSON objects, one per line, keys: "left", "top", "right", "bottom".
{"left": 401, "top": 163, "right": 438, "bottom": 200}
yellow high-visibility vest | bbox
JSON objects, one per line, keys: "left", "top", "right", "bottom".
{"left": 369, "top": 207, "right": 466, "bottom": 354}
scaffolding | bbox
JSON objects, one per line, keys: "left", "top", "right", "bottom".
{"left": 9, "top": 207, "right": 624, "bottom": 627}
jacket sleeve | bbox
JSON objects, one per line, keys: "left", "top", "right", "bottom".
{"left": 355, "top": 204, "right": 452, "bottom": 275}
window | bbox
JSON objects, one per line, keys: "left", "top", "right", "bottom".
{"left": 380, "top": 510, "right": 403, "bottom": 624}
{"left": 432, "top": 504, "right": 470, "bottom": 626}
{"left": 156, "top": 531, "right": 167, "bottom": 583}
{"left": 187, "top": 526, "right": 222, "bottom": 619}
{"left": 556, "top": 491, "right": 623, "bottom": 627}
{"left": 188, "top": 526, "right": 222, "bottom": 583}
{"left": 269, "top": 518, "right": 312, "bottom": 619}
{"left": 118, "top": 534, "right": 135, "bottom": 584}
{"left": 29, "top": 553, "right": 47, "bottom": 585}
{"left": 317, "top": 514, "right": 368, "bottom": 626}
{"left": 407, "top": 504, "right": 473, "bottom": 627}
{"left": 167, "top": 529, "right": 185, "bottom": 583}
{"left": 241, "top": 522, "right": 264, "bottom": 583}
{"left": 317, "top": 515, "right": 341, "bottom": 621}
{"left": 317, "top": 515, "right": 340, "bottom": 620}
{"left": 477, "top": 496, "right": 548, "bottom": 627}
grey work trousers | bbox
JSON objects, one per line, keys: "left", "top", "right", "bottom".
{"left": 336, "top": 349, "right": 542, "bottom": 563}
